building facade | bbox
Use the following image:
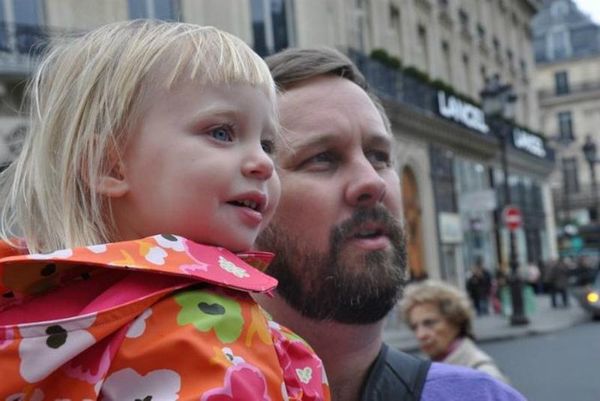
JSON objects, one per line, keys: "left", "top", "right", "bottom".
{"left": 0, "top": 0, "right": 557, "bottom": 289}
{"left": 533, "top": 0, "right": 600, "bottom": 256}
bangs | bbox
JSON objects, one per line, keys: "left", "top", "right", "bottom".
{"left": 153, "top": 26, "right": 276, "bottom": 100}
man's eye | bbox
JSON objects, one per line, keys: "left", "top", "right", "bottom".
{"left": 208, "top": 125, "right": 234, "bottom": 142}
{"left": 261, "top": 139, "right": 275, "bottom": 154}
{"left": 310, "top": 152, "right": 335, "bottom": 164}
{"left": 296, "top": 151, "right": 338, "bottom": 171}
{"left": 367, "top": 150, "right": 391, "bottom": 167}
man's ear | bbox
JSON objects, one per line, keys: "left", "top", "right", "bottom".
{"left": 95, "top": 159, "right": 129, "bottom": 198}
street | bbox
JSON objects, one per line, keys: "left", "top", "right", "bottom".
{"left": 480, "top": 320, "right": 600, "bottom": 401}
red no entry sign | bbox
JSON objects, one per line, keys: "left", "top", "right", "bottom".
{"left": 503, "top": 206, "right": 522, "bottom": 231}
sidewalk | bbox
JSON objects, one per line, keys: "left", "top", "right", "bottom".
{"left": 383, "top": 294, "right": 590, "bottom": 352}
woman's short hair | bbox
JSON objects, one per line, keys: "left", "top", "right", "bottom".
{"left": 0, "top": 20, "right": 276, "bottom": 253}
{"left": 400, "top": 280, "right": 475, "bottom": 339}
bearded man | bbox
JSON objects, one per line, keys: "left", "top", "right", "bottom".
{"left": 256, "top": 47, "right": 525, "bottom": 401}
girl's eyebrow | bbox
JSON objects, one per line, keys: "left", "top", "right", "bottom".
{"left": 191, "top": 106, "right": 239, "bottom": 121}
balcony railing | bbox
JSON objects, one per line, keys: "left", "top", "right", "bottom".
{"left": 538, "top": 80, "right": 600, "bottom": 100}
{"left": 552, "top": 182, "right": 600, "bottom": 211}
{"left": 0, "top": 22, "right": 53, "bottom": 77}
{"left": 347, "top": 49, "right": 437, "bottom": 113}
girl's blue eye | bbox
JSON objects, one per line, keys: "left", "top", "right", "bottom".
{"left": 209, "top": 126, "right": 233, "bottom": 142}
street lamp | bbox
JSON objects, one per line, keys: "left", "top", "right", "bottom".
{"left": 582, "top": 135, "right": 599, "bottom": 222}
{"left": 480, "top": 74, "right": 529, "bottom": 326}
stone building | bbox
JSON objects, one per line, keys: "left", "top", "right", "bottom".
{"left": 533, "top": 0, "right": 600, "bottom": 248}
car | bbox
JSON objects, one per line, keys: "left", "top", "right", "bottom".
{"left": 576, "top": 270, "right": 600, "bottom": 319}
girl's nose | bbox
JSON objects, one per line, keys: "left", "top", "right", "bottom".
{"left": 242, "top": 145, "right": 275, "bottom": 180}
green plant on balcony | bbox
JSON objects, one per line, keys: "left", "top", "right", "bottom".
{"left": 369, "top": 48, "right": 402, "bottom": 70}
{"left": 402, "top": 66, "right": 431, "bottom": 83}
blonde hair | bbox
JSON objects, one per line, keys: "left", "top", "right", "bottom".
{"left": 0, "top": 19, "right": 276, "bottom": 253}
{"left": 400, "top": 280, "right": 475, "bottom": 339}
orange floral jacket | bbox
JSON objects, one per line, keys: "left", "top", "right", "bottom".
{"left": 0, "top": 234, "right": 329, "bottom": 401}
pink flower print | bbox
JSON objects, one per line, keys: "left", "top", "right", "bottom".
{"left": 0, "top": 326, "right": 15, "bottom": 350}
{"left": 179, "top": 262, "right": 209, "bottom": 274}
{"left": 63, "top": 324, "right": 127, "bottom": 385}
{"left": 201, "top": 363, "right": 271, "bottom": 401}
{"left": 272, "top": 329, "right": 326, "bottom": 400}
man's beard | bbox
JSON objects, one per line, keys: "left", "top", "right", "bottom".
{"left": 256, "top": 205, "right": 407, "bottom": 324}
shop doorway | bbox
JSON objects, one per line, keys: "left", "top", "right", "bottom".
{"left": 402, "top": 167, "right": 426, "bottom": 279}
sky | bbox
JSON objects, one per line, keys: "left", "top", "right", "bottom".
{"left": 573, "top": 0, "right": 600, "bottom": 24}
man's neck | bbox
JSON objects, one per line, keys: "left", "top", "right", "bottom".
{"left": 255, "top": 293, "right": 384, "bottom": 401}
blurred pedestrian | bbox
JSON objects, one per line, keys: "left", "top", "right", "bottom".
{"left": 526, "top": 262, "right": 542, "bottom": 294}
{"left": 401, "top": 280, "right": 510, "bottom": 384}
{"left": 491, "top": 270, "right": 508, "bottom": 315}
{"left": 546, "top": 259, "right": 570, "bottom": 308}
{"left": 466, "top": 258, "right": 492, "bottom": 315}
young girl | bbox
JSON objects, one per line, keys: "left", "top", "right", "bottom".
{"left": 0, "top": 20, "right": 328, "bottom": 400}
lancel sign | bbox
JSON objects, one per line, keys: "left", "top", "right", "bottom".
{"left": 512, "top": 127, "right": 547, "bottom": 158}
{"left": 437, "top": 91, "right": 489, "bottom": 135}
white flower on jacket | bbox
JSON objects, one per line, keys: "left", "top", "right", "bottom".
{"left": 18, "top": 315, "right": 96, "bottom": 383}
{"left": 101, "top": 368, "right": 181, "bottom": 401}
{"left": 126, "top": 308, "right": 153, "bottom": 338}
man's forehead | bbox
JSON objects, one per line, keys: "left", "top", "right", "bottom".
{"left": 276, "top": 76, "right": 391, "bottom": 139}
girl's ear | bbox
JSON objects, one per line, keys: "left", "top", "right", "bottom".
{"left": 96, "top": 159, "right": 129, "bottom": 198}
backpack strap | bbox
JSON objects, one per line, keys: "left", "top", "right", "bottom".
{"left": 361, "top": 343, "right": 431, "bottom": 401}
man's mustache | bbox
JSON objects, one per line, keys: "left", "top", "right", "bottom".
{"left": 332, "top": 205, "right": 404, "bottom": 243}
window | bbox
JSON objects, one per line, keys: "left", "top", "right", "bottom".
{"left": 389, "top": 4, "right": 402, "bottom": 54}
{"left": 441, "top": 40, "right": 451, "bottom": 82}
{"left": 492, "top": 36, "right": 502, "bottom": 64}
{"left": 0, "top": 3, "right": 7, "bottom": 51}
{"left": 554, "top": 70, "right": 569, "bottom": 95}
{"left": 251, "top": 0, "right": 294, "bottom": 56}
{"left": 458, "top": 9, "right": 469, "bottom": 35}
{"left": 492, "top": 36, "right": 500, "bottom": 52}
{"left": 477, "top": 24, "right": 485, "bottom": 42}
{"left": 551, "top": 1, "right": 569, "bottom": 18}
{"left": 520, "top": 59, "right": 528, "bottom": 79}
{"left": 558, "top": 111, "right": 573, "bottom": 140}
{"left": 562, "top": 157, "right": 579, "bottom": 193}
{"left": 462, "top": 53, "right": 470, "bottom": 94}
{"left": 549, "top": 28, "right": 570, "bottom": 59}
{"left": 416, "top": 24, "right": 428, "bottom": 69}
{"left": 389, "top": 4, "right": 400, "bottom": 29}
{"left": 480, "top": 65, "right": 487, "bottom": 87}
{"left": 506, "top": 49, "right": 514, "bottom": 68}
{"left": 12, "top": 0, "right": 45, "bottom": 54}
{"left": 128, "top": 0, "right": 180, "bottom": 20}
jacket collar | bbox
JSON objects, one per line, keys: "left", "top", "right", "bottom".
{"left": 0, "top": 234, "right": 277, "bottom": 307}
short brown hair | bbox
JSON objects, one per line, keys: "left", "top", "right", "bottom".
{"left": 265, "top": 47, "right": 391, "bottom": 134}
{"left": 400, "top": 280, "right": 475, "bottom": 339}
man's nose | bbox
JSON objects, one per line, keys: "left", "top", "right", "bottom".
{"left": 345, "top": 157, "right": 387, "bottom": 207}
{"left": 242, "top": 145, "right": 275, "bottom": 180}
